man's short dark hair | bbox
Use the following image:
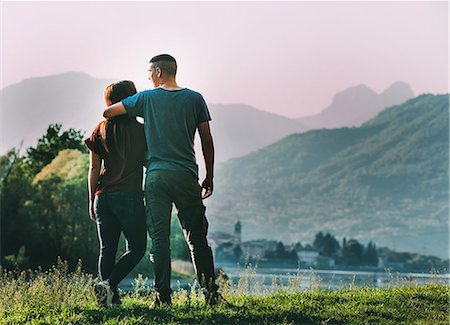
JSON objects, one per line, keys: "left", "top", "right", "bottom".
{"left": 149, "top": 54, "right": 177, "bottom": 76}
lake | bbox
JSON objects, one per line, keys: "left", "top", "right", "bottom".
{"left": 118, "top": 262, "right": 449, "bottom": 293}
{"left": 217, "top": 263, "right": 449, "bottom": 293}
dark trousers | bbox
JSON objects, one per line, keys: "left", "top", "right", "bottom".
{"left": 94, "top": 191, "right": 147, "bottom": 290}
{"left": 145, "top": 170, "right": 218, "bottom": 298}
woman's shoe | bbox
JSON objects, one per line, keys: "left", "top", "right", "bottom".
{"left": 94, "top": 281, "right": 113, "bottom": 308}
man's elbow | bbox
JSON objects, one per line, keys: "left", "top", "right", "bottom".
{"left": 103, "top": 109, "right": 111, "bottom": 118}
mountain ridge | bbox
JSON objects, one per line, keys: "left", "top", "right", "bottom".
{"left": 3, "top": 72, "right": 413, "bottom": 163}
{"left": 297, "top": 81, "right": 415, "bottom": 129}
{"left": 207, "top": 94, "right": 449, "bottom": 258}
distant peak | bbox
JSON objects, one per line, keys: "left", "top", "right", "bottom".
{"left": 381, "top": 82, "right": 415, "bottom": 104}
{"left": 16, "top": 71, "right": 114, "bottom": 88}
{"left": 352, "top": 84, "right": 372, "bottom": 91}
{"left": 387, "top": 81, "right": 411, "bottom": 88}
{"left": 332, "top": 84, "right": 377, "bottom": 103}
{"left": 59, "top": 71, "right": 95, "bottom": 78}
{"left": 209, "top": 103, "right": 292, "bottom": 119}
{"left": 382, "top": 81, "right": 414, "bottom": 94}
{"left": 22, "top": 71, "right": 91, "bottom": 81}
{"left": 342, "top": 84, "right": 376, "bottom": 94}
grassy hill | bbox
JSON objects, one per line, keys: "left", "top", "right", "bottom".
{"left": 207, "top": 94, "right": 449, "bottom": 258}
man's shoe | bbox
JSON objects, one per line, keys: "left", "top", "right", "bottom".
{"left": 94, "top": 281, "right": 113, "bottom": 308}
{"left": 205, "top": 291, "right": 229, "bottom": 308}
{"left": 150, "top": 293, "right": 172, "bottom": 308}
{"left": 112, "top": 290, "right": 122, "bottom": 306}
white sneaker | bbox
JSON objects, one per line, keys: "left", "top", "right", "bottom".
{"left": 94, "top": 280, "right": 113, "bottom": 308}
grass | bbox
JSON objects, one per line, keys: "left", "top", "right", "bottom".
{"left": 0, "top": 261, "right": 449, "bottom": 324}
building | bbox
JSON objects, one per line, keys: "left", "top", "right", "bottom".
{"left": 209, "top": 221, "right": 242, "bottom": 260}
{"left": 296, "top": 249, "right": 320, "bottom": 267}
{"left": 240, "top": 239, "right": 279, "bottom": 260}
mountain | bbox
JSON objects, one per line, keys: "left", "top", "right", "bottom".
{"left": 0, "top": 73, "right": 306, "bottom": 162}
{"left": 0, "top": 72, "right": 115, "bottom": 153}
{"left": 207, "top": 94, "right": 449, "bottom": 259}
{"left": 206, "top": 104, "right": 306, "bottom": 162}
{"left": 297, "top": 82, "right": 414, "bottom": 129}
{"left": 1, "top": 73, "right": 414, "bottom": 164}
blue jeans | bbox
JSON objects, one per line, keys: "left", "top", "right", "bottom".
{"left": 94, "top": 191, "right": 147, "bottom": 290}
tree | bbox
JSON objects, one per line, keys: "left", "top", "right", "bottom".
{"left": 342, "top": 239, "right": 364, "bottom": 266}
{"left": 321, "top": 233, "right": 340, "bottom": 257}
{"left": 25, "top": 124, "right": 86, "bottom": 175}
{"left": 0, "top": 147, "right": 20, "bottom": 186}
{"left": 363, "top": 241, "right": 378, "bottom": 266}
{"left": 293, "top": 241, "right": 303, "bottom": 251}
{"left": 0, "top": 151, "right": 33, "bottom": 263}
{"left": 264, "top": 242, "right": 298, "bottom": 261}
{"left": 1, "top": 124, "right": 89, "bottom": 270}
{"left": 313, "top": 232, "right": 324, "bottom": 250}
{"left": 313, "top": 232, "right": 340, "bottom": 257}
{"left": 21, "top": 149, "right": 98, "bottom": 270}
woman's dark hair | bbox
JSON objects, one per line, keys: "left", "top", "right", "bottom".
{"left": 96, "top": 80, "right": 137, "bottom": 157}
{"left": 104, "top": 80, "right": 137, "bottom": 106}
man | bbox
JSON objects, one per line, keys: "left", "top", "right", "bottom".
{"left": 103, "top": 54, "right": 220, "bottom": 307}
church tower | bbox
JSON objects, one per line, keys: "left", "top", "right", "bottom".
{"left": 234, "top": 220, "right": 242, "bottom": 243}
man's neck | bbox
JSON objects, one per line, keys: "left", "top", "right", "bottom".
{"left": 158, "top": 79, "right": 182, "bottom": 91}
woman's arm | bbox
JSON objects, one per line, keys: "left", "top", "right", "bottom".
{"left": 88, "top": 150, "right": 102, "bottom": 221}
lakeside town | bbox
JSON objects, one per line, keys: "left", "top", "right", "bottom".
{"left": 209, "top": 222, "right": 449, "bottom": 273}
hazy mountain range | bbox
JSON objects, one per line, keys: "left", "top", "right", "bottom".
{"left": 1, "top": 72, "right": 446, "bottom": 258}
{"left": 0, "top": 72, "right": 115, "bottom": 154}
{"left": 297, "top": 82, "right": 414, "bottom": 129}
{"left": 207, "top": 104, "right": 306, "bottom": 162}
{"left": 1, "top": 72, "right": 413, "bottom": 163}
{"left": 207, "top": 94, "right": 449, "bottom": 258}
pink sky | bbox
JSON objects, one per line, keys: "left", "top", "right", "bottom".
{"left": 1, "top": 1, "right": 448, "bottom": 118}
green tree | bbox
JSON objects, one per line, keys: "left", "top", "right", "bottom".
{"left": 264, "top": 242, "right": 298, "bottom": 261}
{"left": 22, "top": 149, "right": 98, "bottom": 270}
{"left": 313, "top": 232, "right": 340, "bottom": 257}
{"left": 342, "top": 239, "right": 364, "bottom": 266}
{"left": 1, "top": 124, "right": 89, "bottom": 269}
{"left": 0, "top": 148, "right": 20, "bottom": 186}
{"left": 313, "top": 232, "right": 324, "bottom": 250}
{"left": 0, "top": 150, "right": 33, "bottom": 264}
{"left": 363, "top": 241, "right": 378, "bottom": 266}
{"left": 25, "top": 124, "right": 86, "bottom": 175}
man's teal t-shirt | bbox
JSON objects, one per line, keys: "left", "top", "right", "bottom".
{"left": 122, "top": 88, "right": 211, "bottom": 178}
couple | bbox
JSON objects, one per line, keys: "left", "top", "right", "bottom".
{"left": 85, "top": 54, "right": 220, "bottom": 308}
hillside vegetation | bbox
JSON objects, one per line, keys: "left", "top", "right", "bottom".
{"left": 208, "top": 94, "right": 449, "bottom": 258}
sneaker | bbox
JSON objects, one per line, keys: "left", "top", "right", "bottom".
{"left": 112, "top": 290, "right": 122, "bottom": 306}
{"left": 204, "top": 291, "right": 230, "bottom": 308}
{"left": 94, "top": 281, "right": 113, "bottom": 308}
{"left": 150, "top": 293, "right": 172, "bottom": 308}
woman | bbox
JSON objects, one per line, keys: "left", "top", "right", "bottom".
{"left": 85, "top": 80, "right": 147, "bottom": 307}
